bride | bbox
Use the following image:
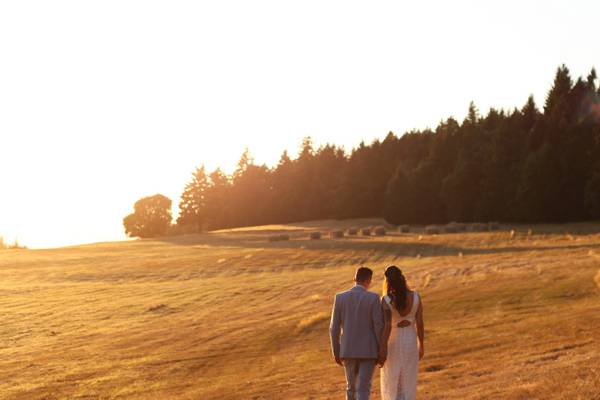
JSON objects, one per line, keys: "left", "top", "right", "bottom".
{"left": 378, "top": 265, "right": 425, "bottom": 400}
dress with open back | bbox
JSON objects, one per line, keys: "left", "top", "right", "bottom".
{"left": 380, "top": 291, "right": 420, "bottom": 400}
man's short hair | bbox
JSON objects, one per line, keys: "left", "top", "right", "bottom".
{"left": 355, "top": 267, "right": 373, "bottom": 283}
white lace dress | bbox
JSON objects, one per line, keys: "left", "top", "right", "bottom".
{"left": 380, "top": 292, "right": 420, "bottom": 400}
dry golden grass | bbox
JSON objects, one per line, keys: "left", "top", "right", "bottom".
{"left": 1, "top": 219, "right": 600, "bottom": 399}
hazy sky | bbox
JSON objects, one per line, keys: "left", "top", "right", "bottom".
{"left": 1, "top": 1, "right": 599, "bottom": 248}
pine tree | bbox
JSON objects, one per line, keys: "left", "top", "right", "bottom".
{"left": 513, "top": 144, "right": 562, "bottom": 222}
{"left": 233, "top": 148, "right": 254, "bottom": 183}
{"left": 383, "top": 163, "right": 415, "bottom": 224}
{"left": 467, "top": 101, "right": 479, "bottom": 125}
{"left": 521, "top": 95, "right": 539, "bottom": 132}
{"left": 177, "top": 166, "right": 209, "bottom": 231}
{"left": 544, "top": 65, "right": 573, "bottom": 122}
{"left": 205, "top": 168, "right": 231, "bottom": 230}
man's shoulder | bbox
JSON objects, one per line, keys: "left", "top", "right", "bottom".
{"left": 337, "top": 289, "right": 379, "bottom": 299}
{"left": 335, "top": 289, "right": 351, "bottom": 298}
{"left": 365, "top": 290, "right": 380, "bottom": 301}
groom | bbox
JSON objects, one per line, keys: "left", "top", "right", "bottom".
{"left": 330, "top": 267, "right": 383, "bottom": 400}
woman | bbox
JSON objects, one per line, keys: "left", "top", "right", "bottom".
{"left": 379, "top": 265, "right": 425, "bottom": 400}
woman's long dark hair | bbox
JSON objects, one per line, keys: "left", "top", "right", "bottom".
{"left": 383, "top": 265, "right": 409, "bottom": 313}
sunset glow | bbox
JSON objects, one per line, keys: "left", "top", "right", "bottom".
{"left": 1, "top": 0, "right": 599, "bottom": 248}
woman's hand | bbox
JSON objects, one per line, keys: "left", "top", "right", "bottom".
{"left": 418, "top": 343, "right": 425, "bottom": 360}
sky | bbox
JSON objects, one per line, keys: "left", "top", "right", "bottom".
{"left": 1, "top": 1, "right": 599, "bottom": 248}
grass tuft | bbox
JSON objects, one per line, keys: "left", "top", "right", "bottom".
{"left": 296, "top": 312, "right": 330, "bottom": 334}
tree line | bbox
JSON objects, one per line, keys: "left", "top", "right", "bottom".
{"left": 123, "top": 65, "right": 600, "bottom": 238}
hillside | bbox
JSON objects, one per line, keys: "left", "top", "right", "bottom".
{"left": 1, "top": 219, "right": 599, "bottom": 399}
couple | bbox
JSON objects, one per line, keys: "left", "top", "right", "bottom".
{"left": 330, "top": 266, "right": 425, "bottom": 400}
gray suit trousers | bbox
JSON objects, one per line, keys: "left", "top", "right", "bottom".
{"left": 343, "top": 358, "right": 376, "bottom": 400}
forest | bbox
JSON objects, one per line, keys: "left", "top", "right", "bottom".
{"left": 124, "top": 65, "right": 600, "bottom": 237}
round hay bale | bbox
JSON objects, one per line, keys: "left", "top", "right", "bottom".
{"left": 347, "top": 227, "right": 358, "bottom": 235}
{"left": 310, "top": 231, "right": 322, "bottom": 240}
{"left": 278, "top": 234, "right": 290, "bottom": 241}
{"left": 361, "top": 227, "right": 371, "bottom": 236}
{"left": 330, "top": 230, "right": 344, "bottom": 239}
{"left": 453, "top": 222, "right": 466, "bottom": 231}
{"left": 488, "top": 221, "right": 499, "bottom": 231}
{"left": 398, "top": 224, "right": 410, "bottom": 233}
{"left": 425, "top": 225, "right": 439, "bottom": 235}
{"left": 374, "top": 226, "right": 386, "bottom": 236}
{"left": 444, "top": 224, "right": 459, "bottom": 234}
{"left": 268, "top": 235, "right": 281, "bottom": 242}
{"left": 468, "top": 223, "right": 487, "bottom": 232}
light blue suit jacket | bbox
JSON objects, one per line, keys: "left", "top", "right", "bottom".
{"left": 329, "top": 285, "right": 383, "bottom": 359}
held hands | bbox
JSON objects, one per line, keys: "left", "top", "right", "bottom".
{"left": 377, "top": 347, "right": 388, "bottom": 367}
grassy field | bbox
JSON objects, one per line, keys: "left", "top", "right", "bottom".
{"left": 1, "top": 219, "right": 600, "bottom": 399}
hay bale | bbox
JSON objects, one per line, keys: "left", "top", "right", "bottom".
{"left": 347, "top": 227, "right": 358, "bottom": 235}
{"left": 399, "top": 224, "right": 410, "bottom": 233}
{"left": 361, "top": 227, "right": 371, "bottom": 236}
{"left": 509, "top": 230, "right": 516, "bottom": 239}
{"left": 425, "top": 225, "right": 439, "bottom": 235}
{"left": 269, "top": 234, "right": 289, "bottom": 242}
{"left": 468, "top": 223, "right": 487, "bottom": 232}
{"left": 374, "top": 226, "right": 386, "bottom": 236}
{"left": 310, "top": 231, "right": 322, "bottom": 240}
{"left": 453, "top": 222, "right": 467, "bottom": 231}
{"left": 444, "top": 224, "right": 459, "bottom": 234}
{"left": 488, "top": 221, "right": 499, "bottom": 231}
{"left": 446, "top": 222, "right": 467, "bottom": 233}
{"left": 330, "top": 230, "right": 344, "bottom": 239}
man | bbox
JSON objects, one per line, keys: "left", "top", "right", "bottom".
{"left": 330, "top": 267, "right": 384, "bottom": 400}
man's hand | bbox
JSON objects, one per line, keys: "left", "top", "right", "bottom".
{"left": 335, "top": 356, "right": 343, "bottom": 366}
{"left": 419, "top": 344, "right": 425, "bottom": 360}
{"left": 377, "top": 348, "right": 387, "bottom": 367}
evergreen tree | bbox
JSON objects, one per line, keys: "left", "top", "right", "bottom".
{"left": 229, "top": 149, "right": 273, "bottom": 227}
{"left": 383, "top": 163, "right": 416, "bottom": 224}
{"left": 545, "top": 64, "right": 573, "bottom": 118}
{"left": 513, "top": 144, "right": 563, "bottom": 222}
{"left": 205, "top": 168, "right": 231, "bottom": 230}
{"left": 177, "top": 166, "right": 209, "bottom": 231}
